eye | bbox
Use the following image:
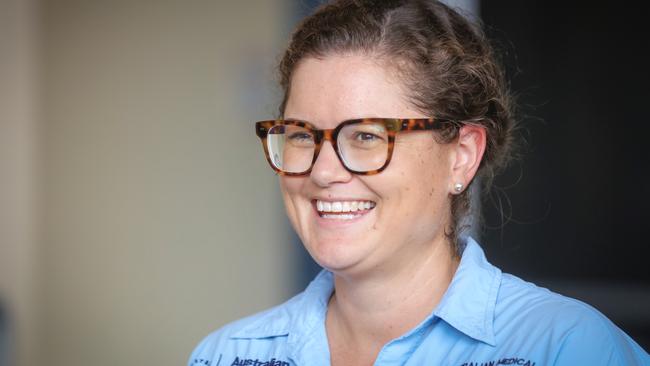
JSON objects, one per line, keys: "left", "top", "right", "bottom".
{"left": 353, "top": 131, "right": 383, "bottom": 142}
{"left": 286, "top": 131, "right": 315, "bottom": 147}
{"left": 288, "top": 132, "right": 313, "bottom": 141}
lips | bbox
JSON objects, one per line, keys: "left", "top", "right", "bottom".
{"left": 315, "top": 199, "right": 376, "bottom": 220}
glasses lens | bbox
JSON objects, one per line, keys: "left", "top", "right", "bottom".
{"left": 338, "top": 121, "right": 389, "bottom": 172}
{"left": 267, "top": 124, "right": 315, "bottom": 173}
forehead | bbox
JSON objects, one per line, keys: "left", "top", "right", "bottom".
{"left": 285, "top": 54, "right": 426, "bottom": 128}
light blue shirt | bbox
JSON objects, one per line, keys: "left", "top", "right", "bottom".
{"left": 189, "top": 238, "right": 649, "bottom": 366}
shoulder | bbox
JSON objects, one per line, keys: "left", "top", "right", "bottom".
{"left": 495, "top": 273, "right": 649, "bottom": 365}
{"left": 187, "top": 293, "right": 303, "bottom": 366}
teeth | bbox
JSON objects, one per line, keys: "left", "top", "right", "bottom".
{"left": 316, "top": 199, "right": 376, "bottom": 213}
{"left": 322, "top": 213, "right": 357, "bottom": 220}
{"left": 342, "top": 201, "right": 350, "bottom": 212}
{"left": 323, "top": 201, "right": 332, "bottom": 212}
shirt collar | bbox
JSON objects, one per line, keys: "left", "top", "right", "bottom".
{"left": 230, "top": 270, "right": 334, "bottom": 365}
{"left": 231, "top": 237, "right": 500, "bottom": 347}
{"left": 229, "top": 270, "right": 333, "bottom": 340}
{"left": 433, "top": 236, "right": 501, "bottom": 346}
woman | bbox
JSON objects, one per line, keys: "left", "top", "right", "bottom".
{"left": 189, "top": 1, "right": 649, "bottom": 365}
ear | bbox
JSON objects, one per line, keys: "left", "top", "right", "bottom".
{"left": 449, "top": 125, "right": 487, "bottom": 194}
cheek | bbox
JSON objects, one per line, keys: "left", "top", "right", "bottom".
{"left": 279, "top": 174, "right": 308, "bottom": 196}
{"left": 395, "top": 143, "right": 451, "bottom": 209}
{"left": 279, "top": 177, "right": 302, "bottom": 217}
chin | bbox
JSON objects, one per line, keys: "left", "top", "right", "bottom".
{"left": 304, "top": 236, "right": 373, "bottom": 274}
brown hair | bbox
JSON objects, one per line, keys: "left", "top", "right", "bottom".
{"left": 278, "top": 0, "right": 516, "bottom": 254}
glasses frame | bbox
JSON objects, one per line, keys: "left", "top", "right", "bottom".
{"left": 255, "top": 117, "right": 454, "bottom": 176}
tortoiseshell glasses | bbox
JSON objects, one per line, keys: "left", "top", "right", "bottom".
{"left": 254, "top": 118, "right": 453, "bottom": 176}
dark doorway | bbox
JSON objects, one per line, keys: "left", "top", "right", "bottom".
{"left": 481, "top": 0, "right": 650, "bottom": 350}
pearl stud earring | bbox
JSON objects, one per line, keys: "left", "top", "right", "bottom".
{"left": 454, "top": 183, "right": 463, "bottom": 193}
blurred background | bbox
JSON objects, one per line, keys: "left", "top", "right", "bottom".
{"left": 1, "top": 0, "right": 648, "bottom": 365}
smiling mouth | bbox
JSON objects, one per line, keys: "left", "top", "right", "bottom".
{"left": 314, "top": 199, "right": 376, "bottom": 220}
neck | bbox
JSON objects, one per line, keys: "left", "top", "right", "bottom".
{"left": 326, "top": 236, "right": 460, "bottom": 348}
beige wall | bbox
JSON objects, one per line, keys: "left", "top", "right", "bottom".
{"left": 2, "top": 1, "right": 295, "bottom": 365}
{"left": 0, "top": 0, "right": 41, "bottom": 365}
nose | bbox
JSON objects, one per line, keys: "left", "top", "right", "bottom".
{"left": 310, "top": 141, "right": 353, "bottom": 187}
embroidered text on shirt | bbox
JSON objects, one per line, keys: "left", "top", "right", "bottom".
{"left": 460, "top": 357, "right": 536, "bottom": 366}
{"left": 230, "top": 357, "right": 289, "bottom": 366}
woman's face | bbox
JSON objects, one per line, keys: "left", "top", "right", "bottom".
{"left": 281, "top": 54, "right": 458, "bottom": 277}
